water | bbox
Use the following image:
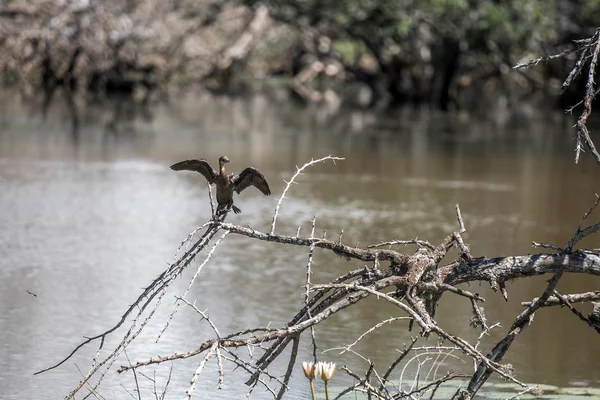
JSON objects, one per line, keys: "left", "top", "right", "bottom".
{"left": 0, "top": 89, "right": 599, "bottom": 399}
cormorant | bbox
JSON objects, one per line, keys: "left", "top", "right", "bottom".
{"left": 170, "top": 155, "right": 271, "bottom": 214}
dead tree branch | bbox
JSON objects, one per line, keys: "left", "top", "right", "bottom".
{"left": 35, "top": 156, "right": 600, "bottom": 399}
{"left": 515, "top": 29, "right": 600, "bottom": 164}
{"left": 521, "top": 290, "right": 600, "bottom": 307}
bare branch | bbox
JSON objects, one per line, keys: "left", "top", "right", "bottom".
{"left": 565, "top": 194, "right": 600, "bottom": 252}
{"left": 455, "top": 204, "right": 466, "bottom": 233}
{"left": 312, "top": 283, "right": 521, "bottom": 385}
{"left": 312, "top": 283, "right": 431, "bottom": 332}
{"left": 207, "top": 182, "right": 215, "bottom": 218}
{"left": 369, "top": 239, "right": 436, "bottom": 251}
{"left": 305, "top": 216, "right": 318, "bottom": 363}
{"left": 470, "top": 299, "right": 489, "bottom": 331}
{"left": 551, "top": 290, "right": 600, "bottom": 334}
{"left": 532, "top": 242, "right": 562, "bottom": 251}
{"left": 465, "top": 253, "right": 566, "bottom": 396}
{"left": 513, "top": 47, "right": 583, "bottom": 70}
{"left": 504, "top": 385, "right": 542, "bottom": 400}
{"left": 522, "top": 290, "right": 600, "bottom": 307}
{"left": 380, "top": 337, "right": 418, "bottom": 389}
{"left": 331, "top": 317, "right": 412, "bottom": 355}
{"left": 275, "top": 335, "right": 299, "bottom": 400}
{"left": 439, "top": 252, "right": 600, "bottom": 287}
{"left": 219, "top": 222, "right": 409, "bottom": 264}
{"left": 178, "top": 299, "right": 221, "bottom": 338}
{"left": 515, "top": 30, "right": 600, "bottom": 164}
{"left": 575, "top": 29, "right": 600, "bottom": 164}
{"left": 270, "top": 156, "right": 344, "bottom": 235}
{"left": 185, "top": 342, "right": 217, "bottom": 400}
{"left": 157, "top": 230, "right": 229, "bottom": 341}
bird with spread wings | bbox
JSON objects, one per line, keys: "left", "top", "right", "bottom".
{"left": 170, "top": 155, "right": 271, "bottom": 214}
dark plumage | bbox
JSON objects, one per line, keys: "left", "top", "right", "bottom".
{"left": 170, "top": 155, "right": 271, "bottom": 214}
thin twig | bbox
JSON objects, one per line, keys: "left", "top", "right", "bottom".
{"left": 185, "top": 342, "right": 218, "bottom": 400}
{"left": 270, "top": 156, "right": 344, "bottom": 235}
{"left": 305, "top": 216, "right": 318, "bottom": 363}
{"left": 368, "top": 239, "right": 436, "bottom": 251}
{"left": 504, "top": 385, "right": 540, "bottom": 400}
{"left": 565, "top": 194, "right": 600, "bottom": 252}
{"left": 532, "top": 242, "right": 563, "bottom": 251}
{"left": 275, "top": 335, "right": 300, "bottom": 399}
{"left": 157, "top": 230, "right": 229, "bottom": 341}
{"left": 207, "top": 182, "right": 215, "bottom": 219}
{"left": 551, "top": 290, "right": 600, "bottom": 334}
{"left": 124, "top": 352, "right": 142, "bottom": 400}
{"left": 521, "top": 290, "right": 600, "bottom": 307}
{"left": 380, "top": 338, "right": 418, "bottom": 390}
{"left": 334, "top": 317, "right": 411, "bottom": 355}
{"left": 513, "top": 47, "right": 583, "bottom": 70}
{"left": 575, "top": 29, "right": 600, "bottom": 164}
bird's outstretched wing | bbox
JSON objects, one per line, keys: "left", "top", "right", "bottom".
{"left": 232, "top": 167, "right": 271, "bottom": 195}
{"left": 170, "top": 159, "right": 218, "bottom": 183}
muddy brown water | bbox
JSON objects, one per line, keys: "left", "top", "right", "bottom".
{"left": 0, "top": 90, "right": 599, "bottom": 399}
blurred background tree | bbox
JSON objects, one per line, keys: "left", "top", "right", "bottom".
{"left": 243, "top": 0, "right": 590, "bottom": 108}
{"left": 0, "top": 0, "right": 597, "bottom": 109}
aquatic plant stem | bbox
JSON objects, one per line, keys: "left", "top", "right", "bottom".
{"left": 325, "top": 381, "right": 330, "bottom": 400}
{"left": 310, "top": 379, "right": 316, "bottom": 400}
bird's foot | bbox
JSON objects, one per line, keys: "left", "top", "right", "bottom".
{"left": 232, "top": 205, "right": 242, "bottom": 214}
{"left": 215, "top": 206, "right": 226, "bottom": 219}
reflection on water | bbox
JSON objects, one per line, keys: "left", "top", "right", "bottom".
{"left": 0, "top": 89, "right": 599, "bottom": 399}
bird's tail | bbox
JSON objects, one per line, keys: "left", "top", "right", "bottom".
{"left": 232, "top": 205, "right": 242, "bottom": 214}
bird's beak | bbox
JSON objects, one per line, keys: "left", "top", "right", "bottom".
{"left": 224, "top": 159, "right": 231, "bottom": 163}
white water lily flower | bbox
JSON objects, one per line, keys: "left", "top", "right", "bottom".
{"left": 319, "top": 362, "right": 336, "bottom": 382}
{"left": 302, "top": 361, "right": 315, "bottom": 380}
